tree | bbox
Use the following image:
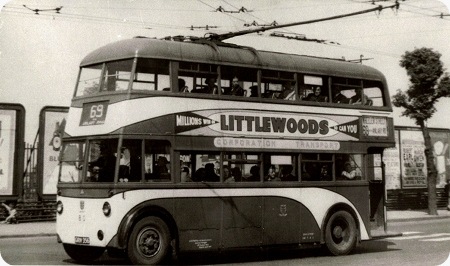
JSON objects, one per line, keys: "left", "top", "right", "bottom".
{"left": 392, "top": 48, "right": 450, "bottom": 215}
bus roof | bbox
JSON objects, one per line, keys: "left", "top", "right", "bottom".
{"left": 81, "top": 37, "right": 385, "bottom": 81}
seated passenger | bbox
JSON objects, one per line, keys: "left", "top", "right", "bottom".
{"left": 305, "top": 87, "right": 327, "bottom": 102}
{"left": 333, "top": 87, "right": 350, "bottom": 104}
{"left": 350, "top": 87, "right": 371, "bottom": 105}
{"left": 223, "top": 165, "right": 234, "bottom": 182}
{"left": 265, "top": 165, "right": 280, "bottom": 181}
{"left": 89, "top": 145, "right": 116, "bottom": 182}
{"left": 249, "top": 85, "right": 258, "bottom": 97}
{"left": 224, "top": 77, "right": 244, "bottom": 96}
{"left": 154, "top": 156, "right": 170, "bottom": 179}
{"left": 278, "top": 81, "right": 295, "bottom": 100}
{"left": 280, "top": 165, "right": 297, "bottom": 181}
{"left": 181, "top": 166, "right": 192, "bottom": 182}
{"left": 178, "top": 78, "right": 188, "bottom": 93}
{"left": 340, "top": 162, "right": 357, "bottom": 180}
{"left": 204, "top": 163, "right": 219, "bottom": 182}
{"left": 192, "top": 167, "right": 206, "bottom": 182}
{"left": 191, "top": 77, "right": 218, "bottom": 94}
{"left": 241, "top": 165, "right": 260, "bottom": 182}
{"left": 320, "top": 165, "right": 332, "bottom": 181}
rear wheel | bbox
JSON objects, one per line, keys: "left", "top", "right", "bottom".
{"left": 127, "top": 216, "right": 171, "bottom": 265}
{"left": 324, "top": 210, "right": 357, "bottom": 255}
{"left": 63, "top": 244, "right": 105, "bottom": 263}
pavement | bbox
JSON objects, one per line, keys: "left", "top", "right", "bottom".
{"left": 0, "top": 209, "right": 449, "bottom": 239}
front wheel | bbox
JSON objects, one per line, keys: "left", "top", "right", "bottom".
{"left": 63, "top": 244, "right": 105, "bottom": 263}
{"left": 127, "top": 216, "right": 171, "bottom": 265}
{"left": 324, "top": 210, "right": 357, "bottom": 255}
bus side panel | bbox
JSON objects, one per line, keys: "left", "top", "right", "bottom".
{"left": 263, "top": 197, "right": 299, "bottom": 245}
{"left": 174, "top": 198, "right": 221, "bottom": 251}
{"left": 335, "top": 184, "right": 370, "bottom": 234}
{"left": 222, "top": 197, "right": 263, "bottom": 248}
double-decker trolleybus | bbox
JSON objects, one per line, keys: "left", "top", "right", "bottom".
{"left": 55, "top": 36, "right": 395, "bottom": 264}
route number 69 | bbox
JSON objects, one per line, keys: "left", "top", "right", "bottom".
{"left": 90, "top": 104, "right": 104, "bottom": 118}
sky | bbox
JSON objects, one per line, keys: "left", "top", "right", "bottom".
{"left": 0, "top": 0, "right": 450, "bottom": 143}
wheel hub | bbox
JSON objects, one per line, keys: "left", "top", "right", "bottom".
{"left": 138, "top": 229, "right": 160, "bottom": 257}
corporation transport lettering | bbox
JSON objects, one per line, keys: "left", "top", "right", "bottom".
{"left": 220, "top": 115, "right": 329, "bottom": 135}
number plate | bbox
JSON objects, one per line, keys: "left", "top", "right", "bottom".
{"left": 75, "top": 236, "right": 90, "bottom": 244}
{"left": 80, "top": 101, "right": 109, "bottom": 126}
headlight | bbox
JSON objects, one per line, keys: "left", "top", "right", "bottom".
{"left": 102, "top": 202, "right": 111, "bottom": 217}
{"left": 56, "top": 201, "right": 63, "bottom": 214}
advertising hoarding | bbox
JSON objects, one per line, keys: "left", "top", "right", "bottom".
{"left": 38, "top": 106, "right": 69, "bottom": 198}
{"left": 0, "top": 104, "right": 25, "bottom": 199}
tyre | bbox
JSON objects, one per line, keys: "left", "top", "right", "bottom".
{"left": 127, "top": 216, "right": 171, "bottom": 265}
{"left": 63, "top": 244, "right": 105, "bottom": 263}
{"left": 324, "top": 210, "right": 357, "bottom": 255}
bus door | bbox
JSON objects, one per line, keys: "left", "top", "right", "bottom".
{"left": 367, "top": 153, "right": 387, "bottom": 236}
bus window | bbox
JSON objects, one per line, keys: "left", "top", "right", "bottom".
{"left": 178, "top": 62, "right": 218, "bottom": 94}
{"left": 301, "top": 153, "right": 333, "bottom": 181}
{"left": 86, "top": 139, "right": 119, "bottom": 182}
{"left": 336, "top": 154, "right": 363, "bottom": 181}
{"left": 363, "top": 80, "right": 385, "bottom": 107}
{"left": 76, "top": 63, "right": 103, "bottom": 96}
{"left": 133, "top": 59, "right": 170, "bottom": 92}
{"left": 144, "top": 140, "right": 171, "bottom": 181}
{"left": 58, "top": 142, "right": 85, "bottom": 183}
{"left": 102, "top": 60, "right": 133, "bottom": 92}
{"left": 264, "top": 155, "right": 297, "bottom": 182}
{"left": 222, "top": 153, "right": 261, "bottom": 182}
{"left": 119, "top": 139, "right": 142, "bottom": 182}
{"left": 187, "top": 153, "right": 220, "bottom": 182}
{"left": 261, "top": 70, "right": 295, "bottom": 100}
{"left": 221, "top": 66, "right": 258, "bottom": 97}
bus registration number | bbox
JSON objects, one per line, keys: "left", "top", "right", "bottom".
{"left": 75, "top": 236, "right": 90, "bottom": 245}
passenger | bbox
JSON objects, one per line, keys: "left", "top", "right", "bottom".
{"left": 154, "top": 156, "right": 170, "bottom": 179}
{"left": 205, "top": 77, "right": 218, "bottom": 94}
{"left": 89, "top": 144, "right": 116, "bottom": 182}
{"left": 265, "top": 165, "right": 280, "bottom": 181}
{"left": 118, "top": 147, "right": 131, "bottom": 182}
{"left": 232, "top": 167, "right": 242, "bottom": 182}
{"left": 225, "top": 77, "right": 244, "bottom": 96}
{"left": 333, "top": 86, "right": 350, "bottom": 104}
{"left": 178, "top": 78, "right": 188, "bottom": 93}
{"left": 191, "top": 77, "right": 218, "bottom": 94}
{"left": 242, "top": 165, "right": 260, "bottom": 182}
{"left": 320, "top": 165, "right": 332, "bottom": 181}
{"left": 192, "top": 167, "right": 206, "bottom": 182}
{"left": 181, "top": 166, "right": 192, "bottom": 182}
{"left": 223, "top": 166, "right": 234, "bottom": 182}
{"left": 305, "top": 86, "right": 327, "bottom": 102}
{"left": 341, "top": 162, "right": 357, "bottom": 180}
{"left": 278, "top": 80, "right": 295, "bottom": 100}
{"left": 280, "top": 165, "right": 297, "bottom": 181}
{"left": 350, "top": 87, "right": 371, "bottom": 105}
{"left": 204, "top": 163, "right": 219, "bottom": 182}
{"left": 249, "top": 85, "right": 259, "bottom": 97}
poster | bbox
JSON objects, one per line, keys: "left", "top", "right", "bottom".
{"left": 41, "top": 109, "right": 68, "bottom": 195}
{"left": 384, "top": 130, "right": 401, "bottom": 189}
{"left": 0, "top": 110, "right": 16, "bottom": 195}
{"left": 400, "top": 130, "right": 427, "bottom": 188}
{"left": 430, "top": 131, "right": 450, "bottom": 188}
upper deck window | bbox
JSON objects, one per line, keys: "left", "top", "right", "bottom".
{"left": 132, "top": 59, "right": 170, "bottom": 92}
{"left": 261, "top": 70, "right": 296, "bottom": 100}
{"left": 331, "top": 78, "right": 385, "bottom": 107}
{"left": 76, "top": 60, "right": 133, "bottom": 97}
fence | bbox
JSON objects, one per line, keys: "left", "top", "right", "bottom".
{"left": 0, "top": 141, "right": 57, "bottom": 223}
